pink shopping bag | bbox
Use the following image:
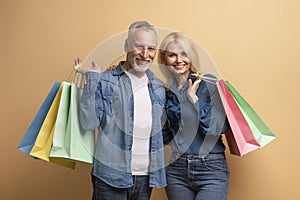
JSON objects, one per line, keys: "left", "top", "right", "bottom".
{"left": 216, "top": 79, "right": 260, "bottom": 156}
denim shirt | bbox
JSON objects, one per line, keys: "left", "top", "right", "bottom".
{"left": 79, "top": 62, "right": 166, "bottom": 188}
{"left": 163, "top": 72, "right": 229, "bottom": 156}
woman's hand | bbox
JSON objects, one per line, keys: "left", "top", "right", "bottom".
{"left": 106, "top": 65, "right": 118, "bottom": 71}
{"left": 187, "top": 78, "right": 201, "bottom": 104}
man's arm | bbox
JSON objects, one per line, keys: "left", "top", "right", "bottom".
{"left": 79, "top": 71, "right": 102, "bottom": 131}
{"left": 74, "top": 58, "right": 103, "bottom": 131}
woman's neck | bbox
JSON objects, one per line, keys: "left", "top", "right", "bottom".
{"left": 174, "top": 71, "right": 190, "bottom": 89}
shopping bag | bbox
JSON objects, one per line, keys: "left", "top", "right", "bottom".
{"left": 49, "top": 82, "right": 72, "bottom": 158}
{"left": 50, "top": 82, "right": 95, "bottom": 163}
{"left": 29, "top": 82, "right": 76, "bottom": 169}
{"left": 216, "top": 79, "right": 260, "bottom": 156}
{"left": 18, "top": 82, "right": 61, "bottom": 155}
{"left": 69, "top": 83, "right": 94, "bottom": 163}
{"left": 225, "top": 81, "right": 276, "bottom": 147}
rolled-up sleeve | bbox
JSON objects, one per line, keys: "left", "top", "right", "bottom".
{"left": 79, "top": 72, "right": 102, "bottom": 131}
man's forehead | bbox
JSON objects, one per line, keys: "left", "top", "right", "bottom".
{"left": 129, "top": 28, "right": 158, "bottom": 41}
{"left": 132, "top": 27, "right": 157, "bottom": 35}
{"left": 134, "top": 40, "right": 157, "bottom": 47}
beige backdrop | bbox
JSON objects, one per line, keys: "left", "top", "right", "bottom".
{"left": 1, "top": 0, "right": 299, "bottom": 199}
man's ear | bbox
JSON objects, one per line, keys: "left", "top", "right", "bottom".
{"left": 124, "top": 38, "right": 129, "bottom": 52}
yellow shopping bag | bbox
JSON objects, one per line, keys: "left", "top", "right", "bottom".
{"left": 29, "top": 82, "right": 76, "bottom": 169}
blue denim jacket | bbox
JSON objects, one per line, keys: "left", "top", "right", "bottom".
{"left": 163, "top": 72, "right": 229, "bottom": 156}
{"left": 79, "top": 62, "right": 166, "bottom": 188}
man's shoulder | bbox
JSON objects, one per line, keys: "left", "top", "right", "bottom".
{"left": 151, "top": 77, "right": 164, "bottom": 87}
{"left": 146, "top": 70, "right": 164, "bottom": 86}
{"left": 149, "top": 74, "right": 165, "bottom": 88}
{"left": 99, "top": 69, "right": 119, "bottom": 81}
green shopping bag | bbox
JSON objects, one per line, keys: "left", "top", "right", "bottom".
{"left": 49, "top": 82, "right": 72, "bottom": 158}
{"left": 225, "top": 81, "right": 276, "bottom": 147}
{"left": 49, "top": 82, "right": 95, "bottom": 163}
{"left": 68, "top": 83, "right": 95, "bottom": 163}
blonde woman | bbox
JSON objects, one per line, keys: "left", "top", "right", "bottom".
{"left": 159, "top": 32, "right": 230, "bottom": 200}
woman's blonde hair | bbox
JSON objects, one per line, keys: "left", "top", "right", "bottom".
{"left": 158, "top": 32, "right": 201, "bottom": 88}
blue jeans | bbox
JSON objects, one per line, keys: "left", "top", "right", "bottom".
{"left": 92, "top": 175, "right": 152, "bottom": 200}
{"left": 166, "top": 153, "right": 230, "bottom": 200}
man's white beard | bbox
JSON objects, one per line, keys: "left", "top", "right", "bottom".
{"left": 131, "top": 57, "right": 152, "bottom": 73}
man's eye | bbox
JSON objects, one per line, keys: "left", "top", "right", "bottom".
{"left": 148, "top": 47, "right": 156, "bottom": 52}
{"left": 168, "top": 53, "right": 177, "bottom": 57}
{"left": 136, "top": 46, "right": 144, "bottom": 50}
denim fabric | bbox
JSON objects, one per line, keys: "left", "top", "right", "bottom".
{"left": 80, "top": 62, "right": 167, "bottom": 188}
{"left": 163, "top": 72, "right": 229, "bottom": 155}
{"left": 92, "top": 175, "right": 152, "bottom": 200}
{"left": 166, "top": 153, "right": 230, "bottom": 200}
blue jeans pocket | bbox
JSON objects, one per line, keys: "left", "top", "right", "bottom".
{"left": 202, "top": 157, "right": 229, "bottom": 171}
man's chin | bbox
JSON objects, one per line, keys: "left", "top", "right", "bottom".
{"left": 133, "top": 64, "right": 151, "bottom": 72}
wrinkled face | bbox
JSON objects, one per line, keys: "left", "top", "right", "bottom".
{"left": 125, "top": 28, "right": 158, "bottom": 73}
{"left": 164, "top": 42, "right": 191, "bottom": 77}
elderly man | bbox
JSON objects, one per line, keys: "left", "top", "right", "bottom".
{"left": 78, "top": 21, "right": 166, "bottom": 200}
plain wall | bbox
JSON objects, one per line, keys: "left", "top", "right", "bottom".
{"left": 1, "top": 0, "right": 299, "bottom": 199}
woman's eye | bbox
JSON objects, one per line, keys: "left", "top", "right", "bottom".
{"left": 181, "top": 52, "right": 188, "bottom": 57}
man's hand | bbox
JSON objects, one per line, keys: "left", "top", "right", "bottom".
{"left": 73, "top": 58, "right": 101, "bottom": 88}
{"left": 74, "top": 58, "right": 101, "bottom": 74}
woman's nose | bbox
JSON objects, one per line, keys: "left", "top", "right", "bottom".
{"left": 176, "top": 54, "right": 183, "bottom": 62}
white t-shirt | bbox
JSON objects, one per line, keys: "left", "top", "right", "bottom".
{"left": 125, "top": 71, "right": 152, "bottom": 175}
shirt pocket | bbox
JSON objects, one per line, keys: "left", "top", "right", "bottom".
{"left": 102, "top": 94, "right": 121, "bottom": 117}
{"left": 152, "top": 99, "right": 166, "bottom": 136}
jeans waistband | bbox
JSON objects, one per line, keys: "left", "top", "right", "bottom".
{"left": 172, "top": 152, "right": 225, "bottom": 160}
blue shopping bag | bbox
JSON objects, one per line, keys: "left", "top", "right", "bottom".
{"left": 18, "top": 82, "right": 61, "bottom": 155}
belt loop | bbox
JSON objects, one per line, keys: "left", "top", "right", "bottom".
{"left": 201, "top": 155, "right": 205, "bottom": 162}
{"left": 133, "top": 175, "right": 136, "bottom": 192}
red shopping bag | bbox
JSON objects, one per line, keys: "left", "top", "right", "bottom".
{"left": 216, "top": 79, "right": 260, "bottom": 156}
